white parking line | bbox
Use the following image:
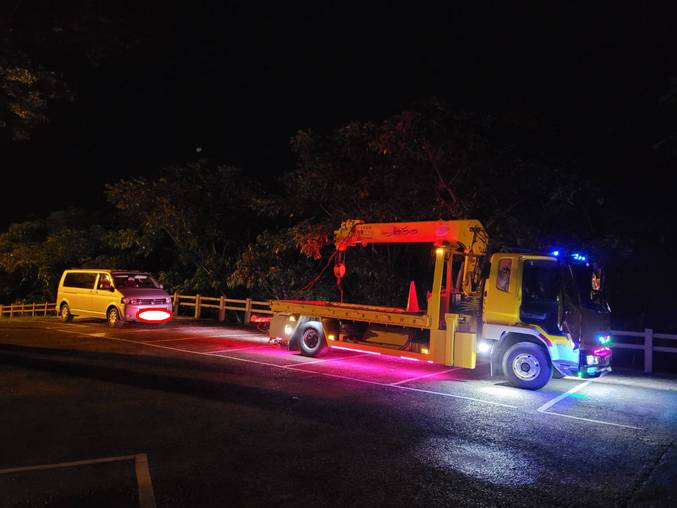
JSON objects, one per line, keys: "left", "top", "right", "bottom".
{"left": 389, "top": 367, "right": 462, "bottom": 386}
{"left": 209, "top": 345, "right": 266, "bottom": 353}
{"left": 540, "top": 410, "right": 643, "bottom": 430}
{"left": 145, "top": 337, "right": 211, "bottom": 343}
{"left": 42, "top": 327, "right": 644, "bottom": 426}
{"left": 54, "top": 328, "right": 517, "bottom": 409}
{"left": 0, "top": 453, "right": 156, "bottom": 508}
{"left": 0, "top": 454, "right": 135, "bottom": 475}
{"left": 285, "top": 353, "right": 371, "bottom": 367}
{"left": 537, "top": 380, "right": 591, "bottom": 412}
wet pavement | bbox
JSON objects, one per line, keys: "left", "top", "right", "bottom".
{"left": 0, "top": 318, "right": 675, "bottom": 507}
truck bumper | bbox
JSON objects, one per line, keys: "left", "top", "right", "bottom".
{"left": 578, "top": 347, "right": 612, "bottom": 378}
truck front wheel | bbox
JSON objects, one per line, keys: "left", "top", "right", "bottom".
{"left": 502, "top": 342, "right": 552, "bottom": 390}
{"left": 298, "top": 326, "right": 327, "bottom": 357}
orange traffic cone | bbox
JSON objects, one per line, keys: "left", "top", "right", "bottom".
{"left": 406, "top": 280, "right": 420, "bottom": 312}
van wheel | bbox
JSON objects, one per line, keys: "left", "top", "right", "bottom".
{"left": 60, "top": 303, "right": 73, "bottom": 322}
{"left": 298, "top": 326, "right": 327, "bottom": 357}
{"left": 502, "top": 342, "right": 552, "bottom": 390}
{"left": 106, "top": 307, "right": 124, "bottom": 328}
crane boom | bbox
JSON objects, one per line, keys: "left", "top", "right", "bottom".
{"left": 334, "top": 219, "right": 488, "bottom": 255}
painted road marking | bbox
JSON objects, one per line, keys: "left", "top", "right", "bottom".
{"left": 36, "top": 327, "right": 644, "bottom": 428}
{"left": 537, "top": 379, "right": 644, "bottom": 430}
{"left": 284, "top": 353, "right": 371, "bottom": 366}
{"left": 0, "top": 453, "right": 156, "bottom": 508}
{"left": 209, "top": 345, "right": 267, "bottom": 353}
{"left": 51, "top": 328, "right": 518, "bottom": 409}
{"left": 540, "top": 410, "right": 643, "bottom": 430}
{"left": 537, "top": 380, "right": 592, "bottom": 412}
{"left": 144, "top": 337, "right": 215, "bottom": 343}
{"left": 389, "top": 367, "right": 463, "bottom": 386}
{"left": 134, "top": 453, "right": 157, "bottom": 508}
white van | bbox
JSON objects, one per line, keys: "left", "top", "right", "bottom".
{"left": 56, "top": 269, "right": 173, "bottom": 327}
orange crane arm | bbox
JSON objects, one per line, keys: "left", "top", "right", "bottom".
{"left": 334, "top": 219, "right": 488, "bottom": 255}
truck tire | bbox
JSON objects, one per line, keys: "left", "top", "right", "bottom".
{"left": 298, "top": 325, "right": 327, "bottom": 357}
{"left": 502, "top": 342, "right": 552, "bottom": 390}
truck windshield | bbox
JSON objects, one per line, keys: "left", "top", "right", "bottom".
{"left": 113, "top": 273, "right": 161, "bottom": 289}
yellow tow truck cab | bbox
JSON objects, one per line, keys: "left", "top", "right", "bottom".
{"left": 269, "top": 220, "right": 611, "bottom": 390}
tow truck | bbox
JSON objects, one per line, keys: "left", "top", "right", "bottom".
{"left": 268, "top": 219, "right": 612, "bottom": 389}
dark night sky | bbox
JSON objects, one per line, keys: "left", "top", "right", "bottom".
{"left": 2, "top": 2, "right": 676, "bottom": 228}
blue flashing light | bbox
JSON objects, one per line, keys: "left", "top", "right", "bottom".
{"left": 571, "top": 252, "right": 588, "bottom": 262}
{"left": 550, "top": 250, "right": 560, "bottom": 257}
{"left": 598, "top": 335, "right": 611, "bottom": 345}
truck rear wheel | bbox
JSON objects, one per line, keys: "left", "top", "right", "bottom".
{"left": 502, "top": 342, "right": 552, "bottom": 390}
{"left": 298, "top": 326, "right": 327, "bottom": 357}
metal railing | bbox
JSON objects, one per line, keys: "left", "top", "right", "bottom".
{"left": 611, "top": 329, "right": 677, "bottom": 374}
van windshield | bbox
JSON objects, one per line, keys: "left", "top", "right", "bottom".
{"left": 113, "top": 273, "right": 161, "bottom": 289}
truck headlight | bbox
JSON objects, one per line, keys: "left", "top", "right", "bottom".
{"left": 586, "top": 355, "right": 600, "bottom": 365}
{"left": 477, "top": 341, "right": 492, "bottom": 354}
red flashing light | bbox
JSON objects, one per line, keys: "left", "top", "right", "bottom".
{"left": 591, "top": 345, "right": 611, "bottom": 357}
{"left": 136, "top": 308, "right": 173, "bottom": 323}
{"left": 250, "top": 315, "right": 272, "bottom": 323}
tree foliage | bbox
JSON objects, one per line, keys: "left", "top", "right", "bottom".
{"left": 106, "top": 161, "right": 267, "bottom": 294}
{"left": 230, "top": 101, "right": 610, "bottom": 303}
{"left": 0, "top": 209, "right": 120, "bottom": 301}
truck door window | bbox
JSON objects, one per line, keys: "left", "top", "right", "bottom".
{"left": 520, "top": 260, "right": 560, "bottom": 334}
{"left": 496, "top": 258, "right": 512, "bottom": 292}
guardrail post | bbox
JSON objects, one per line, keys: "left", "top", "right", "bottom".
{"left": 218, "top": 296, "right": 226, "bottom": 322}
{"left": 44, "top": 302, "right": 49, "bottom": 316}
{"left": 194, "top": 294, "right": 201, "bottom": 320}
{"left": 31, "top": 302, "right": 36, "bottom": 317}
{"left": 9, "top": 304, "right": 14, "bottom": 319}
{"left": 172, "top": 293, "right": 180, "bottom": 314}
{"left": 244, "top": 298, "right": 252, "bottom": 324}
{"left": 644, "top": 328, "right": 653, "bottom": 374}
{"left": 0, "top": 304, "right": 3, "bottom": 319}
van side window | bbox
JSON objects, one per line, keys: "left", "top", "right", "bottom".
{"left": 97, "top": 274, "right": 113, "bottom": 290}
{"left": 63, "top": 272, "right": 97, "bottom": 289}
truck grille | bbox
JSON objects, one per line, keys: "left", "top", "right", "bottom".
{"left": 137, "top": 299, "right": 167, "bottom": 305}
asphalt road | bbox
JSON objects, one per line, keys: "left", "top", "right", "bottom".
{"left": 0, "top": 318, "right": 675, "bottom": 507}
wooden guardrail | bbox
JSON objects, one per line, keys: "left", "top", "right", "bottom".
{"left": 0, "top": 298, "right": 674, "bottom": 374}
{"left": 0, "top": 302, "right": 57, "bottom": 318}
{"left": 611, "top": 329, "right": 677, "bottom": 374}
{"left": 170, "top": 293, "right": 272, "bottom": 324}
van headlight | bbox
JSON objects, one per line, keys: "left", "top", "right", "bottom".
{"left": 122, "top": 297, "right": 141, "bottom": 305}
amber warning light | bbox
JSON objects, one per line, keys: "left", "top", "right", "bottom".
{"left": 136, "top": 308, "right": 173, "bottom": 323}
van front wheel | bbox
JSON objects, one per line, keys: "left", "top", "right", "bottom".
{"left": 60, "top": 303, "right": 73, "bottom": 322}
{"left": 106, "top": 307, "right": 124, "bottom": 328}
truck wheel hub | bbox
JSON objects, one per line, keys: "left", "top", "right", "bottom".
{"left": 513, "top": 353, "right": 540, "bottom": 381}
